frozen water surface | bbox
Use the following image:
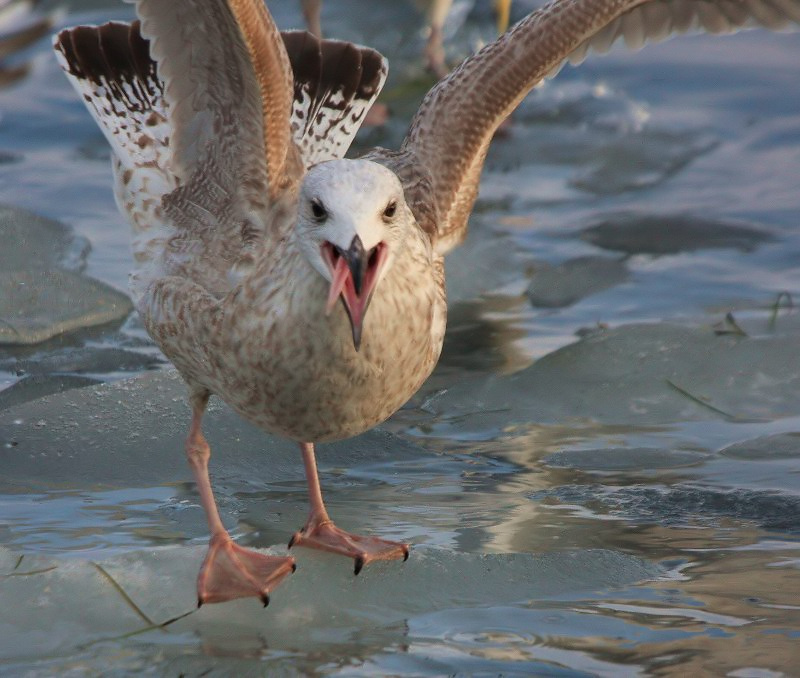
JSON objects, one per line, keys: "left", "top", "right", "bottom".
{"left": 0, "top": 0, "right": 799, "bottom": 675}
{"left": 526, "top": 255, "right": 629, "bottom": 308}
{"left": 0, "top": 204, "right": 132, "bottom": 345}
{"left": 0, "top": 269, "right": 132, "bottom": 344}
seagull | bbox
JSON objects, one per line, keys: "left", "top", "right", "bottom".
{"left": 419, "top": 0, "right": 513, "bottom": 77}
{"left": 300, "top": 0, "right": 513, "bottom": 77}
{"left": 55, "top": 0, "right": 800, "bottom": 606}
{"left": 298, "top": 0, "right": 513, "bottom": 127}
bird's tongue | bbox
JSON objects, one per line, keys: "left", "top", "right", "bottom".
{"left": 325, "top": 256, "right": 349, "bottom": 314}
{"left": 325, "top": 256, "right": 368, "bottom": 329}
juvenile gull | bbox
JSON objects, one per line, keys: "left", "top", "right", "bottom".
{"left": 54, "top": 0, "right": 800, "bottom": 605}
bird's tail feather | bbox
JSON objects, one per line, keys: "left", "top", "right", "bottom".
{"left": 282, "top": 30, "right": 388, "bottom": 168}
{"left": 53, "top": 21, "right": 173, "bottom": 180}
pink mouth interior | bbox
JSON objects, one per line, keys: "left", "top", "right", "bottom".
{"left": 322, "top": 242, "right": 387, "bottom": 327}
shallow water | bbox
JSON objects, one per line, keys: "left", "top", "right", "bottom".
{"left": 1, "top": 0, "right": 799, "bottom": 675}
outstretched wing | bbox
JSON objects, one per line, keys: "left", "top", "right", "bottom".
{"left": 133, "top": 0, "right": 298, "bottom": 200}
{"left": 55, "top": 1, "right": 304, "bottom": 299}
{"left": 133, "top": 0, "right": 305, "bottom": 299}
{"left": 395, "top": 0, "right": 800, "bottom": 254}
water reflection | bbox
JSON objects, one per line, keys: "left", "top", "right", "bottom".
{"left": 0, "top": 0, "right": 799, "bottom": 674}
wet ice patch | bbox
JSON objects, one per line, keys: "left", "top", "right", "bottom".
{"left": 481, "top": 81, "right": 719, "bottom": 205}
{"left": 513, "top": 80, "right": 650, "bottom": 132}
{"left": 682, "top": 433, "right": 800, "bottom": 495}
{"left": 0, "top": 545, "right": 659, "bottom": 668}
{"left": 533, "top": 483, "right": 800, "bottom": 534}
{"left": 719, "top": 432, "right": 800, "bottom": 461}
{"left": 0, "top": 485, "right": 180, "bottom": 555}
{"left": 388, "top": 603, "right": 670, "bottom": 677}
{"left": 0, "top": 204, "right": 132, "bottom": 345}
{"left": 581, "top": 214, "right": 775, "bottom": 256}
{"left": 0, "top": 203, "right": 89, "bottom": 272}
{"left": 543, "top": 447, "right": 707, "bottom": 472}
{"left": 526, "top": 255, "right": 629, "bottom": 308}
{"left": 0, "top": 370, "right": 427, "bottom": 491}
{"left": 0, "top": 373, "right": 98, "bottom": 411}
{"left": 0, "top": 204, "right": 155, "bottom": 400}
{"left": 534, "top": 429, "right": 800, "bottom": 533}
{"left": 569, "top": 128, "right": 719, "bottom": 195}
{"left": 0, "top": 370, "right": 440, "bottom": 554}
{"left": 444, "top": 220, "right": 529, "bottom": 303}
{"left": 420, "top": 322, "right": 800, "bottom": 434}
{"left": 0, "top": 270, "right": 132, "bottom": 345}
{"left": 0, "top": 346, "right": 163, "bottom": 379}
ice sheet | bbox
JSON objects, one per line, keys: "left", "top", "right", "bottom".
{"left": 0, "top": 545, "right": 658, "bottom": 666}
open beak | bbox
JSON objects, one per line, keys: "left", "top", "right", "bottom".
{"left": 322, "top": 236, "right": 388, "bottom": 351}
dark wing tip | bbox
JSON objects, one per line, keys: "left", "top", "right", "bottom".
{"left": 280, "top": 30, "right": 387, "bottom": 105}
{"left": 355, "top": 46, "right": 387, "bottom": 100}
{"left": 54, "top": 21, "right": 161, "bottom": 103}
{"left": 280, "top": 31, "right": 388, "bottom": 165}
{"left": 53, "top": 26, "right": 80, "bottom": 75}
{"left": 318, "top": 38, "right": 363, "bottom": 102}
{"left": 281, "top": 29, "right": 323, "bottom": 102}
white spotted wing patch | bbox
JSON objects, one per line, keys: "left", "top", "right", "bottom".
{"left": 282, "top": 31, "right": 388, "bottom": 168}
{"left": 53, "top": 22, "right": 173, "bottom": 177}
{"left": 54, "top": 21, "right": 178, "bottom": 303}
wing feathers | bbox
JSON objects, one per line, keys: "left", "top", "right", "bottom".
{"left": 283, "top": 30, "right": 388, "bottom": 167}
{"left": 131, "top": 0, "right": 299, "bottom": 199}
{"left": 401, "top": 0, "right": 800, "bottom": 254}
{"left": 567, "top": 0, "right": 798, "bottom": 68}
{"left": 226, "top": 0, "right": 296, "bottom": 196}
{"left": 54, "top": 21, "right": 178, "bottom": 302}
{"left": 53, "top": 22, "right": 169, "bottom": 173}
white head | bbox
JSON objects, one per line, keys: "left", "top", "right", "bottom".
{"left": 295, "top": 158, "right": 410, "bottom": 349}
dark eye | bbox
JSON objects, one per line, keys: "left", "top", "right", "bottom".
{"left": 383, "top": 200, "right": 397, "bottom": 220}
{"left": 311, "top": 199, "right": 327, "bottom": 222}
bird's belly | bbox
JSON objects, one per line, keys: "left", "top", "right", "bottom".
{"left": 220, "top": 302, "right": 441, "bottom": 443}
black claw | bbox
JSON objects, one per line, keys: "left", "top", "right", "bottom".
{"left": 197, "top": 597, "right": 204, "bottom": 609}
{"left": 261, "top": 593, "right": 270, "bottom": 608}
{"left": 403, "top": 548, "right": 410, "bottom": 562}
{"left": 291, "top": 562, "right": 297, "bottom": 573}
{"left": 287, "top": 534, "right": 296, "bottom": 549}
{"left": 354, "top": 556, "right": 365, "bottom": 576}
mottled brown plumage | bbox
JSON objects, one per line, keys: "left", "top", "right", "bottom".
{"left": 55, "top": 0, "right": 800, "bottom": 605}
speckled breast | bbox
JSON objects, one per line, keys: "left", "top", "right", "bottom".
{"left": 213, "top": 258, "right": 445, "bottom": 443}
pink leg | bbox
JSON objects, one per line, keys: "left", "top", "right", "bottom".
{"left": 186, "top": 392, "right": 296, "bottom": 606}
{"left": 301, "top": 0, "right": 322, "bottom": 39}
{"left": 288, "top": 442, "right": 409, "bottom": 574}
{"left": 425, "top": 23, "right": 449, "bottom": 79}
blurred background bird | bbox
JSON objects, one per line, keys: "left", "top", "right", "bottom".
{"left": 0, "top": 0, "right": 58, "bottom": 87}
{"left": 301, "top": 0, "right": 512, "bottom": 78}
{"left": 417, "top": 0, "right": 512, "bottom": 77}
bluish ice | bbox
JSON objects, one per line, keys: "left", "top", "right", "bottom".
{"left": 0, "top": 1, "right": 799, "bottom": 675}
